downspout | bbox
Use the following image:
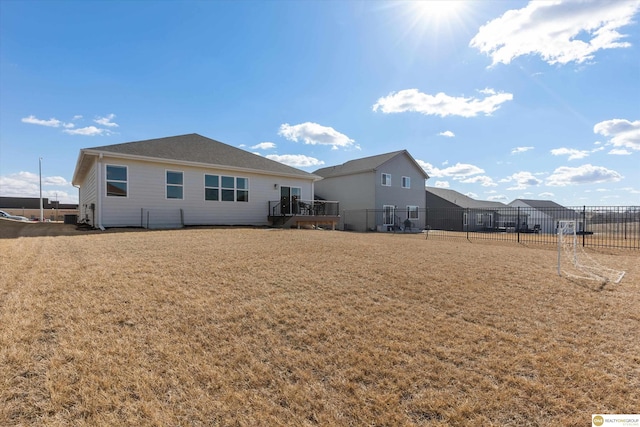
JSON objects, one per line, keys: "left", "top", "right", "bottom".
{"left": 96, "top": 153, "right": 105, "bottom": 230}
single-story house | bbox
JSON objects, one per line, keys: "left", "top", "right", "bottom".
{"left": 314, "top": 150, "right": 429, "bottom": 231}
{"left": 426, "top": 187, "right": 527, "bottom": 232}
{"left": 508, "top": 199, "right": 582, "bottom": 234}
{"left": 71, "top": 133, "right": 325, "bottom": 229}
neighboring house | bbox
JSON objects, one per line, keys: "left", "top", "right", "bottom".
{"left": 508, "top": 199, "right": 582, "bottom": 234}
{"left": 0, "top": 197, "right": 78, "bottom": 222}
{"left": 426, "top": 187, "right": 525, "bottom": 232}
{"left": 314, "top": 150, "right": 429, "bottom": 231}
{"left": 72, "top": 134, "right": 322, "bottom": 229}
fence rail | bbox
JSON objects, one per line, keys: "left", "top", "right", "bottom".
{"left": 342, "top": 206, "right": 640, "bottom": 250}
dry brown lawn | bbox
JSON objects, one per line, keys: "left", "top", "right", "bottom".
{"left": 1, "top": 223, "right": 639, "bottom": 426}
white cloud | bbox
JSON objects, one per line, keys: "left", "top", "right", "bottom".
{"left": 550, "top": 147, "right": 591, "bottom": 160}
{"left": 22, "top": 113, "right": 119, "bottom": 136}
{"left": 265, "top": 154, "right": 325, "bottom": 168}
{"left": 608, "top": 148, "right": 632, "bottom": 155}
{"left": 0, "top": 172, "right": 75, "bottom": 203}
{"left": 278, "top": 122, "right": 356, "bottom": 149}
{"left": 593, "top": 118, "right": 640, "bottom": 151}
{"left": 21, "top": 115, "right": 65, "bottom": 127}
{"left": 372, "top": 88, "right": 513, "bottom": 117}
{"left": 434, "top": 181, "right": 450, "bottom": 188}
{"left": 459, "top": 175, "right": 498, "bottom": 187}
{"left": 501, "top": 171, "right": 542, "bottom": 190}
{"left": 439, "top": 130, "right": 455, "bottom": 138}
{"left": 465, "top": 192, "right": 479, "bottom": 199}
{"left": 538, "top": 192, "right": 555, "bottom": 198}
{"left": 546, "top": 164, "right": 623, "bottom": 186}
{"left": 94, "top": 113, "right": 119, "bottom": 127}
{"left": 487, "top": 194, "right": 508, "bottom": 201}
{"left": 470, "top": 0, "right": 640, "bottom": 66}
{"left": 511, "top": 146, "right": 534, "bottom": 154}
{"left": 63, "top": 126, "right": 111, "bottom": 136}
{"left": 251, "top": 142, "right": 276, "bottom": 150}
{"left": 417, "top": 160, "right": 485, "bottom": 178}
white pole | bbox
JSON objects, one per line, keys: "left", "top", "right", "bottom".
{"left": 39, "top": 157, "right": 44, "bottom": 222}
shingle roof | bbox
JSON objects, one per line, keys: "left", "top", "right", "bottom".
{"left": 512, "top": 199, "right": 566, "bottom": 209}
{"left": 314, "top": 150, "right": 429, "bottom": 179}
{"left": 82, "top": 133, "right": 317, "bottom": 179}
{"left": 426, "top": 187, "right": 507, "bottom": 209}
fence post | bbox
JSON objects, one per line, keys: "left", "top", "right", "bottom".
{"left": 425, "top": 207, "right": 429, "bottom": 232}
{"left": 517, "top": 206, "right": 521, "bottom": 243}
{"left": 582, "top": 206, "right": 586, "bottom": 247}
{"left": 466, "top": 208, "right": 469, "bottom": 241}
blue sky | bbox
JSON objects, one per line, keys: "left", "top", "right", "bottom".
{"left": 1, "top": 0, "right": 639, "bottom": 206}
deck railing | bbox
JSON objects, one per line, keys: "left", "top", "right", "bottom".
{"left": 269, "top": 199, "right": 340, "bottom": 217}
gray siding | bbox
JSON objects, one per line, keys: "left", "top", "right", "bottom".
{"left": 314, "top": 171, "right": 375, "bottom": 230}
{"left": 374, "top": 154, "right": 426, "bottom": 211}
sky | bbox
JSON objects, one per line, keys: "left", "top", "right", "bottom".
{"left": 1, "top": 0, "right": 639, "bottom": 206}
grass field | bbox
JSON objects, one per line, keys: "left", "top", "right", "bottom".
{"left": 1, "top": 222, "right": 639, "bottom": 426}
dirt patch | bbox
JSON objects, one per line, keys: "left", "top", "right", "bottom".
{"left": 0, "top": 219, "right": 105, "bottom": 239}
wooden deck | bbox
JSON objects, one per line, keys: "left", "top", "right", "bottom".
{"left": 268, "top": 215, "right": 340, "bottom": 230}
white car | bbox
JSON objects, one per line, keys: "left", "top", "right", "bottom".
{"left": 0, "top": 210, "right": 30, "bottom": 221}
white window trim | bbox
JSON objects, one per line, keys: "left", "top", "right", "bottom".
{"left": 402, "top": 176, "right": 411, "bottom": 189}
{"left": 166, "top": 169, "right": 184, "bottom": 200}
{"left": 204, "top": 173, "right": 220, "bottom": 201}
{"left": 383, "top": 204, "right": 395, "bottom": 226}
{"left": 381, "top": 173, "right": 391, "bottom": 187}
{"left": 236, "top": 177, "right": 249, "bottom": 202}
{"left": 105, "top": 164, "right": 128, "bottom": 198}
{"left": 220, "top": 175, "right": 249, "bottom": 202}
{"left": 407, "top": 205, "right": 419, "bottom": 220}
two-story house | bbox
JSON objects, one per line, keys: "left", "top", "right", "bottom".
{"left": 314, "top": 150, "right": 429, "bottom": 231}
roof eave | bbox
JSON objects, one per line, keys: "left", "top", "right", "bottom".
{"left": 77, "top": 149, "right": 318, "bottom": 181}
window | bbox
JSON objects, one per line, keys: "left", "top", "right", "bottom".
{"left": 402, "top": 176, "right": 411, "bottom": 189}
{"left": 381, "top": 173, "right": 391, "bottom": 186}
{"left": 476, "top": 213, "right": 483, "bottom": 225}
{"left": 205, "top": 174, "right": 219, "bottom": 201}
{"left": 221, "top": 176, "right": 235, "bottom": 201}
{"left": 236, "top": 177, "right": 248, "bottom": 202}
{"left": 407, "top": 205, "right": 419, "bottom": 220}
{"left": 106, "top": 165, "right": 127, "bottom": 197}
{"left": 218, "top": 175, "right": 249, "bottom": 202}
{"left": 166, "top": 170, "right": 183, "bottom": 199}
{"left": 463, "top": 212, "right": 468, "bottom": 227}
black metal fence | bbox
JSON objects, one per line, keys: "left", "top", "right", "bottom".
{"left": 342, "top": 206, "right": 640, "bottom": 250}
